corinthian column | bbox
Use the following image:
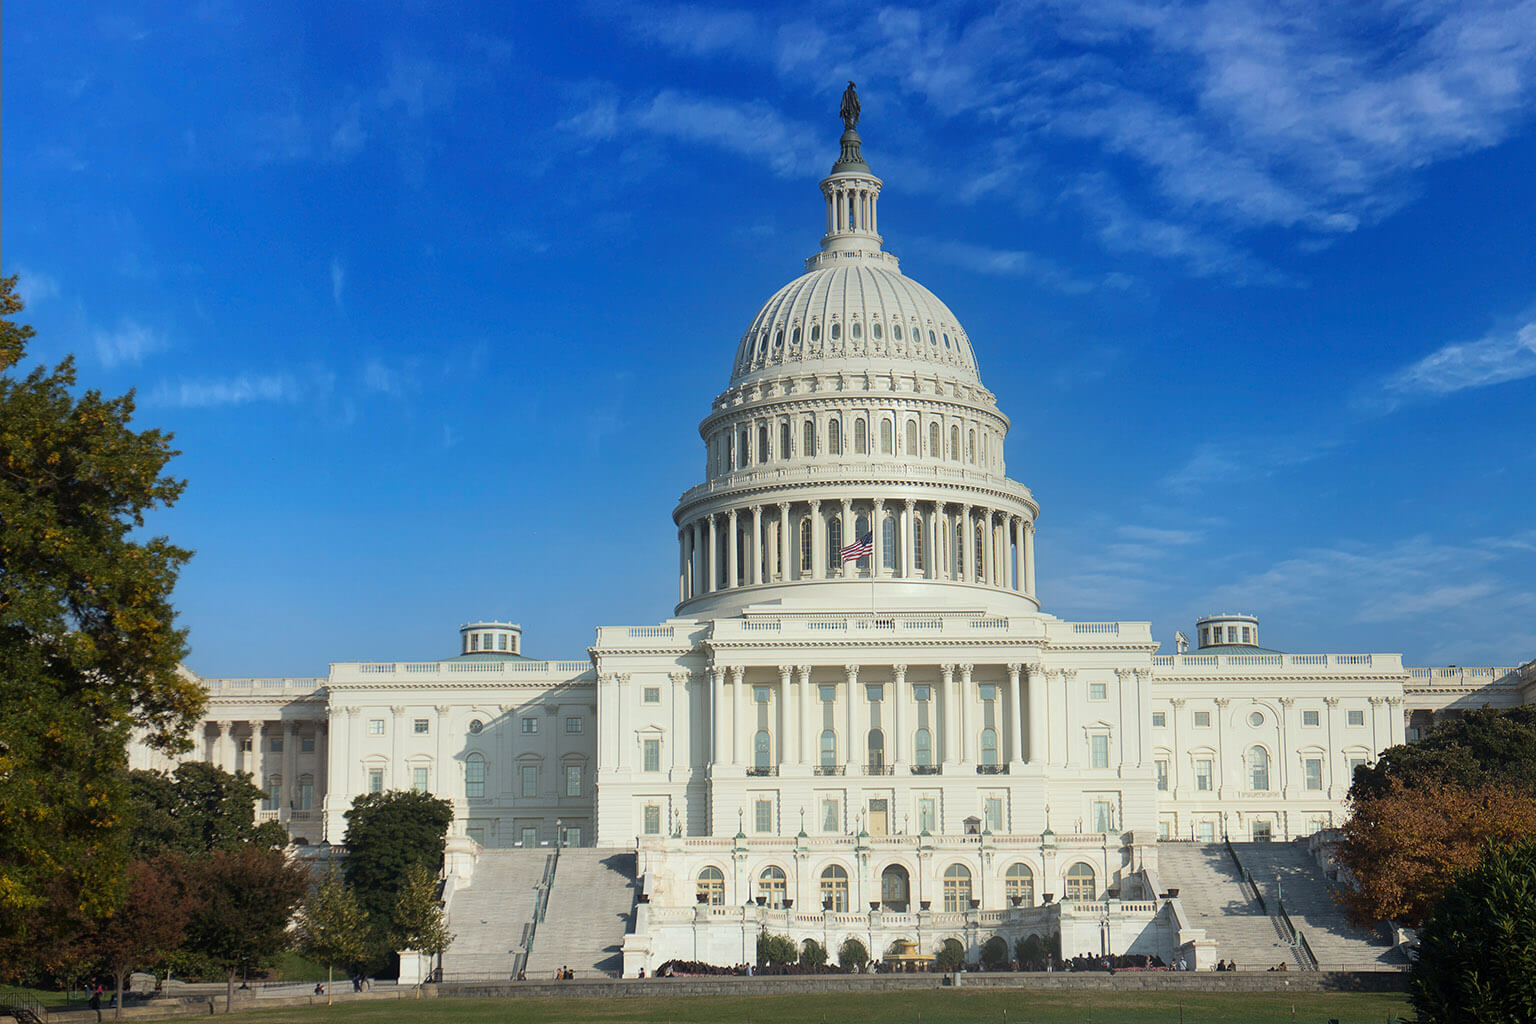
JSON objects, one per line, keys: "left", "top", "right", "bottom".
{"left": 730, "top": 666, "right": 745, "bottom": 767}
{"left": 1024, "top": 520, "right": 1037, "bottom": 597}
{"left": 707, "top": 515, "right": 719, "bottom": 593}
{"left": 777, "top": 502, "right": 791, "bottom": 582}
{"left": 809, "top": 500, "right": 824, "bottom": 580}
{"left": 962, "top": 506, "right": 974, "bottom": 583}
{"left": 872, "top": 498, "right": 886, "bottom": 578}
{"left": 727, "top": 508, "right": 739, "bottom": 589}
{"left": 751, "top": 505, "right": 763, "bottom": 586}
{"left": 902, "top": 499, "right": 916, "bottom": 579}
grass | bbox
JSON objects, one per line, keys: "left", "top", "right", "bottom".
{"left": 137, "top": 989, "right": 1412, "bottom": 1024}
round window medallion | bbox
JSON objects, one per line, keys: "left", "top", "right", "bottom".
{"left": 468, "top": 719, "right": 484, "bottom": 734}
{"left": 1249, "top": 712, "right": 1264, "bottom": 727}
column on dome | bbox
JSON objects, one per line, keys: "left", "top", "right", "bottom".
{"left": 690, "top": 521, "right": 701, "bottom": 597}
{"left": 926, "top": 503, "right": 939, "bottom": 580}
{"left": 727, "top": 509, "right": 739, "bottom": 589}
{"left": 678, "top": 528, "right": 688, "bottom": 602}
{"left": 962, "top": 506, "right": 974, "bottom": 583}
{"left": 984, "top": 510, "right": 996, "bottom": 586}
{"left": 709, "top": 667, "right": 726, "bottom": 764}
{"left": 1024, "top": 521, "right": 1037, "bottom": 597}
{"left": 843, "top": 665, "right": 859, "bottom": 773}
{"left": 840, "top": 498, "right": 854, "bottom": 577}
{"left": 751, "top": 506, "right": 763, "bottom": 586}
{"left": 940, "top": 664, "right": 958, "bottom": 765}
{"left": 960, "top": 665, "right": 976, "bottom": 763}
{"left": 891, "top": 664, "right": 908, "bottom": 768}
{"left": 707, "top": 515, "right": 719, "bottom": 593}
{"left": 901, "top": 499, "right": 916, "bottom": 579}
{"left": 1007, "top": 664, "right": 1024, "bottom": 765}
{"left": 1011, "top": 517, "right": 1023, "bottom": 591}
{"left": 995, "top": 514, "right": 1007, "bottom": 587}
{"left": 730, "top": 666, "right": 745, "bottom": 767}
{"left": 796, "top": 665, "right": 814, "bottom": 767}
{"left": 778, "top": 502, "right": 791, "bottom": 582}
{"left": 872, "top": 498, "right": 885, "bottom": 578}
{"left": 809, "top": 500, "right": 824, "bottom": 580}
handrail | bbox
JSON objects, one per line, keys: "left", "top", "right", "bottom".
{"left": 521, "top": 848, "right": 560, "bottom": 976}
{"left": 1226, "top": 839, "right": 1315, "bottom": 971}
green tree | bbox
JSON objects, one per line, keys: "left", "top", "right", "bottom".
{"left": 126, "top": 763, "right": 288, "bottom": 857}
{"left": 1410, "top": 840, "right": 1536, "bottom": 1023}
{"left": 1351, "top": 706, "right": 1536, "bottom": 801}
{"left": 1015, "top": 932, "right": 1045, "bottom": 968}
{"left": 87, "top": 859, "right": 192, "bottom": 1020}
{"left": 798, "top": 938, "right": 828, "bottom": 969}
{"left": 934, "top": 937, "right": 967, "bottom": 971}
{"left": 0, "top": 275, "right": 203, "bottom": 940}
{"left": 756, "top": 932, "right": 797, "bottom": 967}
{"left": 297, "top": 869, "right": 371, "bottom": 1005}
{"left": 836, "top": 936, "right": 868, "bottom": 970}
{"left": 342, "top": 790, "right": 453, "bottom": 930}
{"left": 392, "top": 864, "right": 454, "bottom": 996}
{"left": 980, "top": 934, "right": 1009, "bottom": 969}
{"left": 182, "top": 846, "right": 309, "bottom": 1013}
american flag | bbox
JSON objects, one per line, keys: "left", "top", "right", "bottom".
{"left": 841, "top": 531, "right": 873, "bottom": 562}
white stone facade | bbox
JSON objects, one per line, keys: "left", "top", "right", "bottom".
{"left": 130, "top": 103, "right": 1536, "bottom": 970}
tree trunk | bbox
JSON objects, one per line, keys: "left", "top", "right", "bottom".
{"left": 327, "top": 964, "right": 333, "bottom": 1007}
{"left": 225, "top": 968, "right": 235, "bottom": 1013}
{"left": 114, "top": 969, "right": 127, "bottom": 1021}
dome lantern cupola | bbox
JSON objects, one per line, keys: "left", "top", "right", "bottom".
{"left": 809, "top": 82, "right": 892, "bottom": 271}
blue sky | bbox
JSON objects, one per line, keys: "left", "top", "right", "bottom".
{"left": 5, "top": 0, "right": 1535, "bottom": 676}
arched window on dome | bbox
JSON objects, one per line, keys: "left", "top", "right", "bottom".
{"left": 828, "top": 418, "right": 842, "bottom": 456}
{"left": 827, "top": 518, "right": 842, "bottom": 571}
{"left": 791, "top": 327, "right": 800, "bottom": 348}
{"left": 854, "top": 418, "right": 868, "bottom": 454}
{"left": 880, "top": 419, "right": 893, "bottom": 455}
{"left": 981, "top": 433, "right": 989, "bottom": 467}
{"left": 974, "top": 522, "right": 986, "bottom": 583}
{"left": 905, "top": 419, "right": 918, "bottom": 456}
{"left": 758, "top": 425, "right": 768, "bottom": 464}
{"left": 893, "top": 324, "right": 903, "bottom": 341}
{"left": 872, "top": 322, "right": 882, "bottom": 340}
{"left": 803, "top": 420, "right": 816, "bottom": 457}
{"left": 854, "top": 514, "right": 871, "bottom": 572}
{"left": 943, "top": 332, "right": 951, "bottom": 349}
{"left": 912, "top": 516, "right": 924, "bottom": 573}
{"left": 881, "top": 514, "right": 896, "bottom": 571}
{"left": 950, "top": 425, "right": 960, "bottom": 462}
{"left": 780, "top": 421, "right": 791, "bottom": 460}
{"left": 740, "top": 429, "right": 750, "bottom": 467}
{"left": 851, "top": 321, "right": 862, "bottom": 340}
{"left": 810, "top": 324, "right": 821, "bottom": 344}
{"left": 929, "top": 329, "right": 937, "bottom": 346}
{"left": 830, "top": 322, "right": 841, "bottom": 342}
{"left": 954, "top": 521, "right": 965, "bottom": 577}
{"left": 773, "top": 328, "right": 783, "bottom": 353}
{"left": 799, "top": 516, "right": 812, "bottom": 574}
{"left": 929, "top": 422, "right": 940, "bottom": 458}
{"left": 967, "top": 429, "right": 976, "bottom": 463}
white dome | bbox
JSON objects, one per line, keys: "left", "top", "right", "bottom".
{"left": 730, "top": 262, "right": 980, "bottom": 384}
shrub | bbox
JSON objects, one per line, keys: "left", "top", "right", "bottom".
{"left": 934, "top": 938, "right": 966, "bottom": 970}
{"left": 980, "top": 935, "right": 1009, "bottom": 969}
{"left": 837, "top": 937, "right": 868, "bottom": 969}
{"left": 1016, "top": 933, "right": 1044, "bottom": 966}
{"left": 799, "top": 938, "right": 828, "bottom": 969}
{"left": 757, "top": 932, "right": 797, "bottom": 967}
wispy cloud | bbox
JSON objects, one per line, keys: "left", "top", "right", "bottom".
{"left": 330, "top": 257, "right": 346, "bottom": 309}
{"left": 922, "top": 238, "right": 1126, "bottom": 295}
{"left": 13, "top": 267, "right": 61, "bottom": 304}
{"left": 1382, "top": 315, "right": 1536, "bottom": 399}
{"left": 153, "top": 372, "right": 304, "bottom": 408}
{"left": 1163, "top": 435, "right": 1339, "bottom": 494}
{"left": 93, "top": 319, "right": 168, "bottom": 368}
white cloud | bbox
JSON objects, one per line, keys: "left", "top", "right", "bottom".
{"left": 13, "top": 267, "right": 61, "bottom": 304}
{"left": 923, "top": 238, "right": 1112, "bottom": 294}
{"left": 1163, "top": 436, "right": 1338, "bottom": 494}
{"left": 330, "top": 257, "right": 346, "bottom": 309}
{"left": 93, "top": 320, "right": 168, "bottom": 368}
{"left": 1383, "top": 316, "right": 1536, "bottom": 397}
{"left": 153, "top": 372, "right": 302, "bottom": 408}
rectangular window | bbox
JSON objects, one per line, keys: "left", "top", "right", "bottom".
{"left": 565, "top": 765, "right": 582, "bottom": 797}
{"left": 301, "top": 736, "right": 315, "bottom": 753}
{"left": 564, "top": 825, "right": 582, "bottom": 847}
{"left": 263, "top": 783, "right": 280, "bottom": 810}
{"left": 519, "top": 765, "right": 539, "bottom": 797}
{"left": 913, "top": 685, "right": 931, "bottom": 702}
{"left": 368, "top": 768, "right": 383, "bottom": 793}
{"left": 866, "top": 684, "right": 883, "bottom": 702}
{"left": 565, "top": 717, "right": 583, "bottom": 734}
{"left": 918, "top": 797, "right": 936, "bottom": 833}
{"left": 1197, "top": 821, "right": 1215, "bottom": 842}
{"left": 1195, "top": 759, "right": 1213, "bottom": 791}
{"left": 643, "top": 686, "right": 661, "bottom": 704}
{"left": 1155, "top": 759, "right": 1169, "bottom": 791}
{"left": 413, "top": 718, "right": 429, "bottom": 735}
{"left": 643, "top": 739, "right": 660, "bottom": 772}
{"left": 522, "top": 717, "right": 539, "bottom": 734}
{"left": 821, "top": 798, "right": 839, "bottom": 833}
{"left": 755, "top": 799, "right": 773, "bottom": 833}
{"left": 1348, "top": 757, "right": 1367, "bottom": 778}
{"left": 1151, "top": 712, "right": 1166, "bottom": 728}
{"left": 1304, "top": 758, "right": 1323, "bottom": 790}
{"left": 521, "top": 826, "right": 538, "bottom": 847}
{"left": 298, "top": 782, "right": 314, "bottom": 811}
{"left": 1090, "top": 734, "right": 1109, "bottom": 768}
{"left": 1089, "top": 682, "right": 1107, "bottom": 701}
{"left": 368, "top": 719, "right": 385, "bottom": 736}
{"left": 411, "top": 767, "right": 428, "bottom": 793}
{"left": 1348, "top": 710, "right": 1365, "bottom": 726}
{"left": 240, "top": 738, "right": 253, "bottom": 752}
{"left": 1407, "top": 726, "right": 1421, "bottom": 742}
{"left": 270, "top": 737, "right": 284, "bottom": 753}
{"left": 1093, "top": 800, "right": 1114, "bottom": 833}
{"left": 643, "top": 804, "right": 661, "bottom": 835}
{"left": 984, "top": 796, "right": 1003, "bottom": 833}
{"left": 820, "top": 684, "right": 836, "bottom": 703}
{"left": 754, "top": 685, "right": 771, "bottom": 703}
{"left": 1303, "top": 710, "right": 1320, "bottom": 727}
{"left": 1194, "top": 711, "right": 1211, "bottom": 728}
{"left": 979, "top": 684, "right": 997, "bottom": 701}
{"left": 1158, "top": 820, "right": 1172, "bottom": 841}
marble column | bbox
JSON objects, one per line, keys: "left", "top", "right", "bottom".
{"left": 778, "top": 502, "right": 791, "bottom": 582}
{"left": 843, "top": 665, "right": 859, "bottom": 773}
{"left": 962, "top": 506, "right": 974, "bottom": 583}
{"left": 960, "top": 664, "right": 976, "bottom": 763}
{"left": 671, "top": 672, "right": 688, "bottom": 769}
{"left": 727, "top": 509, "right": 740, "bottom": 589}
{"left": 872, "top": 498, "right": 886, "bottom": 578}
{"left": 1007, "top": 664, "right": 1024, "bottom": 765}
{"left": 707, "top": 516, "right": 719, "bottom": 593}
{"left": 777, "top": 666, "right": 793, "bottom": 768}
{"left": 941, "top": 664, "right": 958, "bottom": 765}
{"left": 1028, "top": 668, "right": 1046, "bottom": 765}
{"left": 797, "top": 665, "right": 814, "bottom": 767}
{"left": 891, "top": 664, "right": 908, "bottom": 768}
{"left": 981, "top": 510, "right": 994, "bottom": 586}
{"left": 730, "top": 666, "right": 745, "bottom": 767}
{"left": 902, "top": 499, "right": 916, "bottom": 579}
{"left": 710, "top": 667, "right": 726, "bottom": 763}
{"left": 809, "top": 500, "right": 824, "bottom": 581}
{"left": 1024, "top": 521, "right": 1037, "bottom": 597}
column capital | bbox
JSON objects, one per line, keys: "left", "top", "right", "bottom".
{"left": 892, "top": 664, "right": 908, "bottom": 682}
{"left": 1323, "top": 696, "right": 1340, "bottom": 707}
{"left": 843, "top": 664, "right": 860, "bottom": 684}
{"left": 796, "top": 664, "right": 814, "bottom": 682}
{"left": 903, "top": 497, "right": 916, "bottom": 512}
{"left": 1169, "top": 697, "right": 1186, "bottom": 708}
{"left": 390, "top": 705, "right": 407, "bottom": 717}
{"left": 809, "top": 498, "right": 821, "bottom": 512}
{"left": 873, "top": 497, "right": 885, "bottom": 511}
{"left": 729, "top": 666, "right": 746, "bottom": 685}
{"left": 728, "top": 507, "right": 738, "bottom": 523}
{"left": 778, "top": 665, "right": 794, "bottom": 683}
{"left": 777, "top": 500, "right": 790, "bottom": 513}
{"left": 615, "top": 672, "right": 632, "bottom": 685}
{"left": 1386, "top": 696, "right": 1404, "bottom": 707}
{"left": 1059, "top": 668, "right": 1078, "bottom": 682}
{"left": 710, "top": 666, "right": 727, "bottom": 685}
{"left": 1214, "top": 697, "right": 1231, "bottom": 708}
{"left": 668, "top": 670, "right": 690, "bottom": 685}
{"left": 958, "top": 664, "right": 974, "bottom": 681}
{"left": 1277, "top": 696, "right": 1295, "bottom": 707}
{"left": 940, "top": 663, "right": 956, "bottom": 681}
{"left": 435, "top": 704, "right": 452, "bottom": 715}
{"left": 1006, "top": 663, "right": 1022, "bottom": 680}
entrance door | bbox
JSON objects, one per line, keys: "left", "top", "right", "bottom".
{"left": 1253, "top": 820, "right": 1273, "bottom": 842}
{"left": 868, "top": 798, "right": 889, "bottom": 836}
{"left": 880, "top": 864, "right": 910, "bottom": 911}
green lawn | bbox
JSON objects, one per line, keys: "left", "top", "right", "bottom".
{"left": 142, "top": 989, "right": 1412, "bottom": 1024}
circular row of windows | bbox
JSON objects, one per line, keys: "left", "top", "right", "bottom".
{"left": 745, "top": 320, "right": 961, "bottom": 364}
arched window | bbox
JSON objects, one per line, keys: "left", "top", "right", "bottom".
{"left": 912, "top": 517, "right": 925, "bottom": 573}
{"left": 1065, "top": 862, "right": 1096, "bottom": 902}
{"left": 465, "top": 752, "right": 485, "bottom": 798}
{"left": 967, "top": 428, "right": 976, "bottom": 462}
{"left": 980, "top": 728, "right": 998, "bottom": 766}
{"left": 893, "top": 324, "right": 903, "bottom": 341}
{"left": 905, "top": 420, "right": 918, "bottom": 455}
{"left": 740, "top": 429, "right": 750, "bottom": 466}
{"left": 975, "top": 523, "right": 986, "bottom": 583}
{"left": 880, "top": 865, "right": 909, "bottom": 911}
{"left": 866, "top": 729, "right": 885, "bottom": 773}
{"left": 828, "top": 418, "right": 842, "bottom": 455}
{"left": 950, "top": 425, "right": 960, "bottom": 461}
{"left": 851, "top": 321, "right": 862, "bottom": 339}
{"left": 820, "top": 865, "right": 849, "bottom": 911}
{"left": 854, "top": 418, "right": 868, "bottom": 454}
{"left": 1249, "top": 745, "right": 1271, "bottom": 791}
{"left": 1005, "top": 863, "right": 1035, "bottom": 907}
{"left": 759, "top": 866, "right": 787, "bottom": 908}
{"left": 830, "top": 322, "right": 841, "bottom": 341}
{"left": 780, "top": 421, "right": 791, "bottom": 458}
{"left": 914, "top": 728, "right": 932, "bottom": 768}
{"left": 881, "top": 514, "right": 896, "bottom": 571}
{"left": 872, "top": 321, "right": 882, "bottom": 340}
{"left": 810, "top": 324, "right": 820, "bottom": 343}
{"left": 942, "top": 864, "right": 972, "bottom": 911}
{"left": 928, "top": 422, "right": 940, "bottom": 457}
{"left": 827, "top": 518, "right": 842, "bottom": 570}
{"left": 773, "top": 329, "right": 783, "bottom": 353}
{"left": 880, "top": 419, "right": 894, "bottom": 454}
{"left": 754, "top": 730, "right": 771, "bottom": 770}
{"left": 697, "top": 866, "right": 725, "bottom": 906}
{"left": 819, "top": 729, "right": 837, "bottom": 768}
{"left": 803, "top": 420, "right": 816, "bottom": 456}
{"left": 799, "top": 516, "right": 812, "bottom": 573}
{"left": 758, "top": 425, "right": 768, "bottom": 463}
{"left": 954, "top": 522, "right": 965, "bottom": 576}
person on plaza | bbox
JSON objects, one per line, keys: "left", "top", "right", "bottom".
{"left": 89, "top": 984, "right": 103, "bottom": 1023}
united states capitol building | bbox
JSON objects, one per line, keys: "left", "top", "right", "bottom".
{"left": 132, "top": 94, "right": 1535, "bottom": 976}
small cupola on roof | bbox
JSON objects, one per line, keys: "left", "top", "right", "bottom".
{"left": 1196, "top": 613, "right": 1260, "bottom": 649}
{"left": 808, "top": 81, "right": 893, "bottom": 272}
{"left": 460, "top": 620, "right": 522, "bottom": 656}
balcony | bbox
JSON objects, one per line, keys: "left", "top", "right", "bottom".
{"left": 746, "top": 766, "right": 779, "bottom": 777}
{"left": 976, "top": 764, "right": 1010, "bottom": 775}
{"left": 814, "top": 765, "right": 846, "bottom": 776}
{"left": 865, "top": 764, "right": 894, "bottom": 776}
{"left": 910, "top": 765, "right": 942, "bottom": 776}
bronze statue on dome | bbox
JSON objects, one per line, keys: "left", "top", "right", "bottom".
{"left": 840, "top": 81, "right": 860, "bottom": 130}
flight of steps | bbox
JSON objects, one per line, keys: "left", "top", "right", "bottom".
{"left": 442, "top": 849, "right": 552, "bottom": 981}
{"left": 1157, "top": 843, "right": 1300, "bottom": 970}
{"left": 524, "top": 848, "right": 638, "bottom": 979}
{"left": 1231, "top": 841, "right": 1408, "bottom": 969}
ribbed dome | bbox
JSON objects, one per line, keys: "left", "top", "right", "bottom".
{"left": 730, "top": 262, "right": 980, "bottom": 384}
